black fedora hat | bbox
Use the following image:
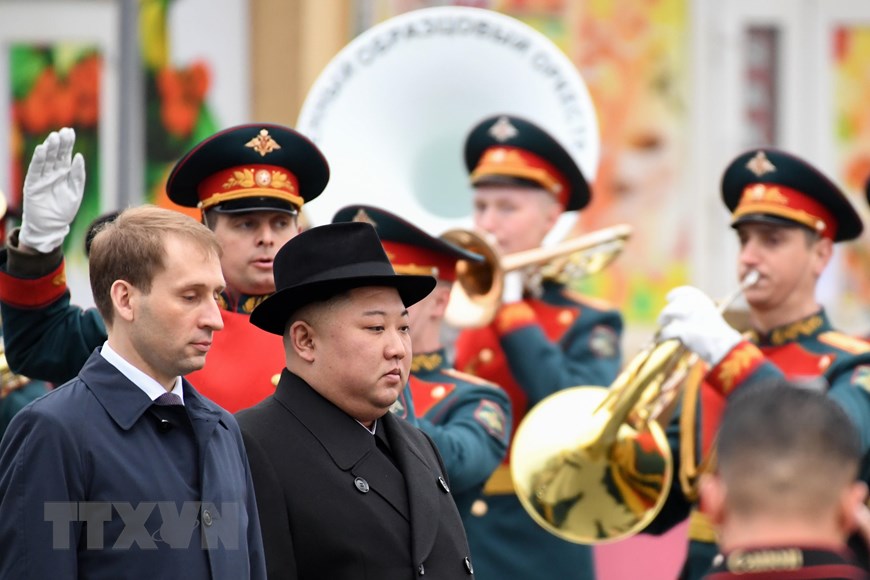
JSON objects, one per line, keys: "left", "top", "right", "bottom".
{"left": 464, "top": 114, "right": 590, "bottom": 212}
{"left": 166, "top": 123, "right": 329, "bottom": 215}
{"left": 722, "top": 148, "right": 862, "bottom": 242}
{"left": 250, "top": 222, "right": 436, "bottom": 335}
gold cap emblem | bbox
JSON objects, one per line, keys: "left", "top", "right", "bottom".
{"left": 746, "top": 151, "right": 776, "bottom": 177}
{"left": 255, "top": 169, "right": 272, "bottom": 186}
{"left": 352, "top": 209, "right": 377, "bottom": 227}
{"left": 246, "top": 129, "right": 282, "bottom": 157}
{"left": 489, "top": 116, "right": 518, "bottom": 142}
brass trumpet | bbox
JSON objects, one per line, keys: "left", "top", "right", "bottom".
{"left": 509, "top": 271, "right": 759, "bottom": 544}
{"left": 441, "top": 223, "right": 632, "bottom": 328}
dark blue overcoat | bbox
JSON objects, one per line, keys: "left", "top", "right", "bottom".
{"left": 0, "top": 350, "right": 266, "bottom": 579}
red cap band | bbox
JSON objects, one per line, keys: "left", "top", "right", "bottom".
{"left": 471, "top": 146, "right": 570, "bottom": 208}
{"left": 382, "top": 240, "right": 458, "bottom": 281}
{"left": 197, "top": 164, "right": 302, "bottom": 210}
{"left": 733, "top": 183, "right": 838, "bottom": 240}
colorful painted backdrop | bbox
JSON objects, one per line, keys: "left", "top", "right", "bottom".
{"left": 834, "top": 25, "right": 870, "bottom": 331}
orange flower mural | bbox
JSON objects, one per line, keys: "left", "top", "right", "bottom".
{"left": 156, "top": 62, "right": 210, "bottom": 139}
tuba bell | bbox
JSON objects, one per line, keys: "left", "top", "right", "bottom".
{"left": 295, "top": 6, "right": 600, "bottom": 232}
{"left": 442, "top": 223, "right": 632, "bottom": 328}
{"left": 509, "top": 271, "right": 759, "bottom": 544}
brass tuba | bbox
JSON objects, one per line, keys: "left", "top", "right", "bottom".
{"left": 509, "top": 271, "right": 759, "bottom": 544}
{"left": 294, "top": 6, "right": 600, "bottom": 232}
{"left": 442, "top": 223, "right": 632, "bottom": 328}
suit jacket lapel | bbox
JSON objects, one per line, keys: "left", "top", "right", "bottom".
{"left": 382, "top": 412, "right": 441, "bottom": 565}
{"left": 350, "top": 429, "right": 410, "bottom": 520}
{"left": 273, "top": 371, "right": 411, "bottom": 519}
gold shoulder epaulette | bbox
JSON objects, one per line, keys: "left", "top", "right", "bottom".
{"left": 818, "top": 331, "right": 870, "bottom": 355}
{"left": 560, "top": 288, "right": 614, "bottom": 311}
{"left": 441, "top": 368, "right": 498, "bottom": 388}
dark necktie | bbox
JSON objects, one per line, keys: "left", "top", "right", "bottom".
{"left": 153, "top": 392, "right": 183, "bottom": 406}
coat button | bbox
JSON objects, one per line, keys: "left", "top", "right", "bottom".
{"left": 354, "top": 476, "right": 370, "bottom": 493}
{"left": 417, "top": 563, "right": 425, "bottom": 575}
{"left": 464, "top": 556, "right": 474, "bottom": 574}
{"left": 202, "top": 509, "right": 213, "bottom": 527}
{"left": 437, "top": 476, "right": 450, "bottom": 493}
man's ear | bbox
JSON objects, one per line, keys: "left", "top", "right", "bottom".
{"left": 110, "top": 280, "right": 136, "bottom": 323}
{"left": 431, "top": 283, "right": 451, "bottom": 319}
{"left": 812, "top": 236, "right": 833, "bottom": 276}
{"left": 699, "top": 473, "right": 727, "bottom": 526}
{"left": 839, "top": 480, "right": 868, "bottom": 533}
{"left": 288, "top": 320, "right": 317, "bottom": 363}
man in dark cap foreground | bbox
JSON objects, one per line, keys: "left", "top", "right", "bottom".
{"left": 701, "top": 381, "right": 867, "bottom": 579}
{"left": 236, "top": 221, "right": 475, "bottom": 579}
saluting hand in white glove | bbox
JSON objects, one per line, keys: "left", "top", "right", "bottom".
{"left": 19, "top": 127, "right": 86, "bottom": 253}
{"left": 657, "top": 286, "right": 742, "bottom": 366}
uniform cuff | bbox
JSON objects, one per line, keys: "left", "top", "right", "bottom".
{"left": 6, "top": 227, "right": 64, "bottom": 278}
{"left": 0, "top": 258, "right": 67, "bottom": 308}
{"left": 706, "top": 340, "right": 765, "bottom": 396}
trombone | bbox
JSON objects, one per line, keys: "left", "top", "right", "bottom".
{"left": 441, "top": 224, "right": 632, "bottom": 328}
{"left": 509, "top": 271, "right": 759, "bottom": 544}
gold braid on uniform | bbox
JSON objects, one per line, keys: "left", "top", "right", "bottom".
{"left": 678, "top": 362, "right": 716, "bottom": 502}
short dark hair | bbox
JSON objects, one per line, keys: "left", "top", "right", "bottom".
{"left": 84, "top": 210, "right": 121, "bottom": 257}
{"left": 89, "top": 205, "right": 221, "bottom": 325}
{"left": 717, "top": 379, "right": 860, "bottom": 516}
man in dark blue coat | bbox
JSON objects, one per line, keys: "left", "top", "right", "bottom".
{"left": 0, "top": 206, "right": 265, "bottom": 579}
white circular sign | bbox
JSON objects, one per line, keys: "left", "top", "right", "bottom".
{"left": 297, "top": 6, "right": 600, "bottom": 234}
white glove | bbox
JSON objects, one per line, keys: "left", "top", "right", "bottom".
{"left": 502, "top": 270, "right": 525, "bottom": 304}
{"left": 19, "top": 128, "right": 86, "bottom": 253}
{"left": 657, "top": 286, "right": 742, "bottom": 366}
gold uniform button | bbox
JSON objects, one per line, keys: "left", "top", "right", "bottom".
{"left": 271, "top": 374, "right": 281, "bottom": 387}
{"left": 431, "top": 385, "right": 446, "bottom": 399}
{"left": 479, "top": 349, "right": 494, "bottom": 363}
{"left": 470, "top": 499, "right": 488, "bottom": 517}
{"left": 558, "top": 309, "right": 574, "bottom": 326}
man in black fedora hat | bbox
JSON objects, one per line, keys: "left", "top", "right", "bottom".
{"left": 0, "top": 123, "right": 328, "bottom": 412}
{"left": 332, "top": 204, "right": 512, "bottom": 522}
{"left": 236, "top": 221, "right": 476, "bottom": 579}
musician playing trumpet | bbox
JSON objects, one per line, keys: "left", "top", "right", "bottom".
{"left": 453, "top": 114, "right": 624, "bottom": 580}
{"left": 652, "top": 148, "right": 870, "bottom": 579}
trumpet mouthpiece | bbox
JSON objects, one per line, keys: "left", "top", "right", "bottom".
{"left": 741, "top": 270, "right": 761, "bottom": 289}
